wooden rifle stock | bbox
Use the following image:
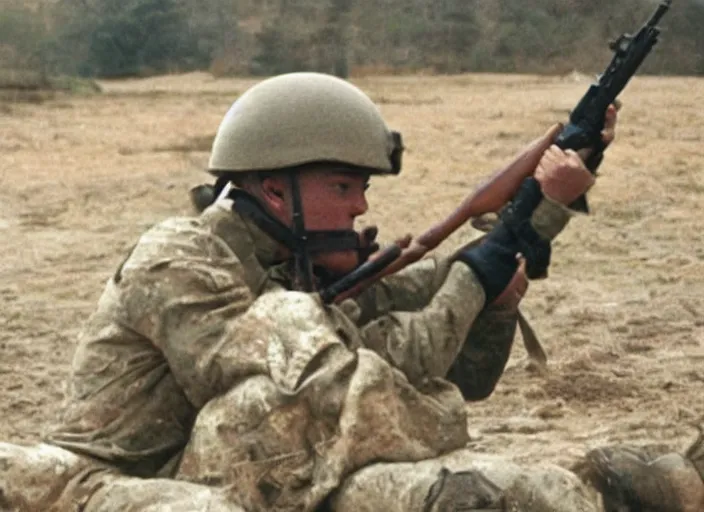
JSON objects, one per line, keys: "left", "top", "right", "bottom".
{"left": 320, "top": 123, "right": 563, "bottom": 305}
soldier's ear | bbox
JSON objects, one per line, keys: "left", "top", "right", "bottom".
{"left": 260, "top": 176, "right": 288, "bottom": 218}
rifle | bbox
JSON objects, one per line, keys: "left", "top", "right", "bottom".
{"left": 560, "top": 0, "right": 672, "bottom": 212}
{"left": 320, "top": 0, "right": 671, "bottom": 305}
{"left": 318, "top": 125, "right": 561, "bottom": 304}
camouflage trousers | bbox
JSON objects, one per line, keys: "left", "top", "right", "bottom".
{"left": 0, "top": 372, "right": 600, "bottom": 512}
{"left": 174, "top": 372, "right": 602, "bottom": 512}
{"left": 0, "top": 442, "right": 242, "bottom": 511}
{"left": 0, "top": 441, "right": 599, "bottom": 512}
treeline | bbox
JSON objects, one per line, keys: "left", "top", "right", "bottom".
{"left": 1, "top": 0, "right": 703, "bottom": 79}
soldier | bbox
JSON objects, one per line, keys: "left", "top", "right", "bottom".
{"left": 0, "top": 72, "right": 629, "bottom": 511}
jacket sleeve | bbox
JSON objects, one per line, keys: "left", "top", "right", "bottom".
{"left": 348, "top": 259, "right": 487, "bottom": 385}
{"left": 445, "top": 305, "right": 518, "bottom": 401}
{"left": 444, "top": 197, "right": 571, "bottom": 400}
{"left": 530, "top": 195, "right": 573, "bottom": 241}
{"left": 346, "top": 196, "right": 570, "bottom": 389}
{"left": 350, "top": 256, "right": 456, "bottom": 325}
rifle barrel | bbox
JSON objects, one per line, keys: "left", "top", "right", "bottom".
{"left": 648, "top": 0, "right": 672, "bottom": 28}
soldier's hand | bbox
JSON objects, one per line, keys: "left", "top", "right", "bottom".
{"left": 577, "top": 100, "right": 621, "bottom": 174}
{"left": 601, "top": 101, "right": 620, "bottom": 147}
{"left": 535, "top": 145, "right": 596, "bottom": 206}
{"left": 573, "top": 102, "right": 620, "bottom": 165}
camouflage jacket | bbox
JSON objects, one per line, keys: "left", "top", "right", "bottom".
{"left": 45, "top": 195, "right": 570, "bottom": 476}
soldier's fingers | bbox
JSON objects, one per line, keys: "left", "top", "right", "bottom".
{"left": 548, "top": 144, "right": 564, "bottom": 157}
{"left": 576, "top": 148, "right": 592, "bottom": 162}
{"left": 566, "top": 149, "right": 589, "bottom": 168}
{"left": 535, "top": 163, "right": 545, "bottom": 178}
{"left": 601, "top": 104, "right": 619, "bottom": 145}
{"left": 602, "top": 106, "right": 618, "bottom": 139}
{"left": 540, "top": 145, "right": 561, "bottom": 165}
{"left": 396, "top": 234, "right": 412, "bottom": 248}
{"left": 542, "top": 122, "right": 564, "bottom": 143}
{"left": 607, "top": 103, "right": 619, "bottom": 120}
{"left": 536, "top": 159, "right": 555, "bottom": 176}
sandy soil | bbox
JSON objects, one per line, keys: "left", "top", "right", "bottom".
{"left": 1, "top": 71, "right": 702, "bottom": 470}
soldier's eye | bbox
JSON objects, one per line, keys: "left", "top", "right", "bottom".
{"left": 334, "top": 183, "right": 350, "bottom": 194}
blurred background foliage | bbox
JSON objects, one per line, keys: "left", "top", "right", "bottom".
{"left": 0, "top": 0, "right": 701, "bottom": 82}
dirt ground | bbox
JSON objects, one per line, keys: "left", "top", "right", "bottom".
{"left": 1, "top": 71, "right": 703, "bottom": 471}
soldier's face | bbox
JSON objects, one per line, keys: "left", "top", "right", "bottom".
{"left": 261, "top": 168, "right": 371, "bottom": 275}
{"left": 297, "top": 169, "right": 370, "bottom": 229}
{"left": 299, "top": 169, "right": 370, "bottom": 275}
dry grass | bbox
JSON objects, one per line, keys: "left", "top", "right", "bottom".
{"left": 0, "top": 69, "right": 102, "bottom": 103}
{"left": 0, "top": 71, "right": 702, "bottom": 468}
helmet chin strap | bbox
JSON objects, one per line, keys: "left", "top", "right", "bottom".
{"left": 228, "top": 186, "right": 368, "bottom": 291}
{"left": 289, "top": 172, "right": 315, "bottom": 292}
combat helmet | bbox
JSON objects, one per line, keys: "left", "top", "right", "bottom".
{"left": 207, "top": 72, "right": 403, "bottom": 177}
{"left": 192, "top": 73, "right": 404, "bottom": 291}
